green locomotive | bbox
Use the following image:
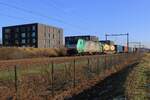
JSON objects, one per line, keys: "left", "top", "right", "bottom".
{"left": 76, "top": 39, "right": 103, "bottom": 54}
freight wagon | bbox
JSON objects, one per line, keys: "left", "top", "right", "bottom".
{"left": 128, "top": 47, "right": 133, "bottom": 52}
{"left": 99, "top": 40, "right": 115, "bottom": 54}
{"left": 115, "top": 45, "right": 124, "bottom": 53}
{"left": 123, "top": 46, "right": 128, "bottom": 53}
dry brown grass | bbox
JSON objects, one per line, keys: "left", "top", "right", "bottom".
{"left": 125, "top": 53, "right": 150, "bottom": 100}
{"left": 0, "top": 53, "right": 139, "bottom": 100}
{"left": 0, "top": 47, "right": 67, "bottom": 60}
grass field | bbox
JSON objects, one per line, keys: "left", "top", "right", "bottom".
{"left": 0, "top": 53, "right": 138, "bottom": 99}
{"left": 0, "top": 60, "right": 88, "bottom": 81}
{"left": 0, "top": 47, "right": 67, "bottom": 60}
{"left": 125, "top": 53, "right": 150, "bottom": 100}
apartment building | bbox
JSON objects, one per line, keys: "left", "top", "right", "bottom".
{"left": 2, "top": 23, "right": 63, "bottom": 48}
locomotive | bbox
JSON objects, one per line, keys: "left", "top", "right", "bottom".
{"left": 77, "top": 39, "right": 103, "bottom": 55}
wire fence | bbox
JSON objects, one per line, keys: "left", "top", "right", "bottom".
{"left": 0, "top": 53, "right": 141, "bottom": 99}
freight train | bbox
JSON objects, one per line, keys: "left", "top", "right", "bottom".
{"left": 66, "top": 38, "right": 138, "bottom": 55}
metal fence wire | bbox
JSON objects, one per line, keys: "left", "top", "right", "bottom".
{"left": 0, "top": 53, "right": 142, "bottom": 99}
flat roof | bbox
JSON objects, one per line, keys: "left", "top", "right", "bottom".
{"left": 65, "top": 35, "right": 98, "bottom": 38}
{"left": 2, "top": 22, "right": 63, "bottom": 30}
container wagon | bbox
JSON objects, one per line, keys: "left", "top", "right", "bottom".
{"left": 123, "top": 46, "right": 128, "bottom": 53}
{"left": 115, "top": 45, "right": 124, "bottom": 53}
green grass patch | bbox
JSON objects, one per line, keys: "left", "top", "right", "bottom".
{"left": 0, "top": 61, "right": 83, "bottom": 80}
{"left": 0, "top": 59, "right": 105, "bottom": 81}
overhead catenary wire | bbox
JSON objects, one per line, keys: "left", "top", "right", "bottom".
{"left": 0, "top": 12, "right": 35, "bottom": 22}
{"left": 0, "top": 1, "right": 86, "bottom": 31}
{"left": 0, "top": 1, "right": 65, "bottom": 23}
{"left": 43, "top": 0, "right": 89, "bottom": 25}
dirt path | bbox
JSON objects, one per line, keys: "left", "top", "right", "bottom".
{"left": 65, "top": 63, "right": 138, "bottom": 100}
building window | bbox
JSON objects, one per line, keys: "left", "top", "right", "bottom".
{"left": 21, "top": 27, "right": 26, "bottom": 32}
{"left": 32, "top": 38, "right": 36, "bottom": 43}
{"left": 15, "top": 40, "right": 19, "bottom": 45}
{"left": 27, "top": 27, "right": 31, "bottom": 32}
{"left": 27, "top": 39, "right": 30, "bottom": 43}
{"left": 5, "top": 34, "right": 9, "bottom": 39}
{"left": 32, "top": 25, "right": 36, "bottom": 31}
{"left": 49, "top": 40, "right": 50, "bottom": 46}
{"left": 15, "top": 33, "right": 18, "bottom": 39}
{"left": 32, "top": 45, "right": 35, "bottom": 47}
{"left": 22, "top": 45, "right": 26, "bottom": 47}
{"left": 53, "top": 34, "right": 54, "bottom": 39}
{"left": 21, "top": 33, "right": 26, "bottom": 38}
{"left": 32, "top": 32, "right": 36, "bottom": 37}
{"left": 15, "top": 28, "right": 19, "bottom": 32}
{"left": 5, "top": 41, "right": 9, "bottom": 45}
{"left": 53, "top": 28, "right": 55, "bottom": 33}
{"left": 5, "top": 28, "right": 11, "bottom": 33}
{"left": 22, "top": 39, "right": 26, "bottom": 44}
{"left": 43, "top": 40, "right": 46, "bottom": 48}
{"left": 58, "top": 30, "right": 61, "bottom": 34}
{"left": 27, "top": 33, "right": 30, "bottom": 38}
{"left": 27, "top": 45, "right": 30, "bottom": 47}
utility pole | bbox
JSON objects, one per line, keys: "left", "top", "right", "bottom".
{"left": 129, "top": 42, "right": 141, "bottom": 52}
{"left": 127, "top": 33, "right": 129, "bottom": 50}
{"left": 105, "top": 33, "right": 129, "bottom": 52}
{"left": 105, "top": 34, "right": 107, "bottom": 40}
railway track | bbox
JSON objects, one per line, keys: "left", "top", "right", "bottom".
{"left": 0, "top": 53, "right": 127, "bottom": 68}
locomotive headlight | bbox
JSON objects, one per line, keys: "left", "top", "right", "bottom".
{"left": 104, "top": 44, "right": 110, "bottom": 51}
{"left": 110, "top": 45, "right": 115, "bottom": 51}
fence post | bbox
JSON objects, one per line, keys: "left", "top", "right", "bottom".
{"left": 51, "top": 62, "right": 54, "bottom": 97}
{"left": 88, "top": 58, "right": 90, "bottom": 70}
{"left": 73, "top": 59, "right": 76, "bottom": 88}
{"left": 114, "top": 55, "right": 117, "bottom": 67}
{"left": 14, "top": 65, "right": 18, "bottom": 100}
{"left": 117, "top": 54, "right": 119, "bottom": 65}
{"left": 97, "top": 57, "right": 100, "bottom": 75}
{"left": 110, "top": 55, "right": 112, "bottom": 67}
{"left": 104, "top": 55, "right": 107, "bottom": 69}
{"left": 111, "top": 55, "right": 114, "bottom": 67}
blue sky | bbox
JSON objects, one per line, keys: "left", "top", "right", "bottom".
{"left": 0, "top": 0, "right": 150, "bottom": 48}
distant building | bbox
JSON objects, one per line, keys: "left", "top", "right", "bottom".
{"left": 99, "top": 40, "right": 115, "bottom": 45}
{"left": 65, "top": 35, "right": 99, "bottom": 48}
{"left": 2, "top": 23, "right": 63, "bottom": 48}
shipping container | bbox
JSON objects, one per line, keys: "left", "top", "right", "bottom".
{"left": 115, "top": 45, "right": 124, "bottom": 53}
{"left": 123, "top": 46, "right": 128, "bottom": 53}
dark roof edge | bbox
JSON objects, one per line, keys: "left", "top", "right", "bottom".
{"left": 2, "top": 22, "right": 63, "bottom": 30}
{"left": 65, "top": 35, "right": 98, "bottom": 38}
{"left": 2, "top": 23, "right": 38, "bottom": 28}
